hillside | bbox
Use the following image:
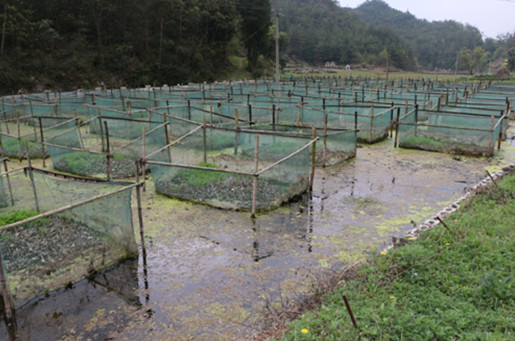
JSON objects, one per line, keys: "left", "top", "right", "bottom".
{"left": 274, "top": 0, "right": 417, "bottom": 70}
{"left": 353, "top": 0, "right": 483, "bottom": 70}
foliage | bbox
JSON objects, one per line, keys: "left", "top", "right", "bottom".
{"left": 0, "top": 0, "right": 239, "bottom": 94}
{"left": 236, "top": 0, "right": 272, "bottom": 77}
{"left": 274, "top": 0, "right": 417, "bottom": 70}
{"left": 280, "top": 173, "right": 515, "bottom": 340}
{"left": 172, "top": 162, "right": 230, "bottom": 189}
{"left": 507, "top": 47, "right": 515, "bottom": 71}
{"left": 354, "top": 0, "right": 484, "bottom": 71}
{"left": 0, "top": 209, "right": 39, "bottom": 226}
{"left": 459, "top": 47, "right": 490, "bottom": 75}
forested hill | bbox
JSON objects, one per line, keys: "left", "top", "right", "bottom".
{"left": 353, "top": 0, "right": 484, "bottom": 70}
{"left": 274, "top": 0, "right": 417, "bottom": 70}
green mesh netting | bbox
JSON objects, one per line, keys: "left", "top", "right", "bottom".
{"left": 243, "top": 123, "right": 356, "bottom": 166}
{"left": 397, "top": 109, "right": 504, "bottom": 156}
{"left": 0, "top": 169, "right": 137, "bottom": 306}
{"left": 0, "top": 117, "right": 79, "bottom": 159}
{"left": 147, "top": 127, "right": 313, "bottom": 210}
{"left": 47, "top": 117, "right": 167, "bottom": 179}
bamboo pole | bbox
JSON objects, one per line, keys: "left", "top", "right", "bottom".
{"left": 323, "top": 114, "right": 328, "bottom": 167}
{"left": 394, "top": 107, "right": 400, "bottom": 148}
{"left": 202, "top": 116, "right": 207, "bottom": 163}
{"left": 104, "top": 121, "right": 111, "bottom": 181}
{"left": 251, "top": 135, "right": 259, "bottom": 218}
{"left": 2, "top": 158, "right": 14, "bottom": 206}
{"left": 310, "top": 128, "right": 317, "bottom": 190}
{"left": 134, "top": 161, "right": 147, "bottom": 268}
{"left": 142, "top": 127, "right": 146, "bottom": 191}
{"left": 97, "top": 108, "right": 105, "bottom": 152}
{"left": 16, "top": 111, "right": 21, "bottom": 161}
{"left": 0, "top": 242, "right": 14, "bottom": 326}
{"left": 369, "top": 106, "right": 374, "bottom": 143}
{"left": 25, "top": 142, "right": 40, "bottom": 212}
{"left": 487, "top": 115, "right": 494, "bottom": 156}
{"left": 234, "top": 109, "right": 239, "bottom": 156}
{"left": 38, "top": 117, "right": 46, "bottom": 168}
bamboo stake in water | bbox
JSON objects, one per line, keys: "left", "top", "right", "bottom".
{"left": 310, "top": 127, "right": 317, "bottom": 190}
{"left": 38, "top": 117, "right": 46, "bottom": 168}
{"left": 251, "top": 135, "right": 259, "bottom": 218}
{"left": 25, "top": 141, "right": 40, "bottom": 212}
{"left": 104, "top": 121, "right": 111, "bottom": 181}
{"left": 2, "top": 158, "right": 14, "bottom": 206}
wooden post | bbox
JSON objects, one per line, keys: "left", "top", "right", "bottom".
{"left": 272, "top": 104, "right": 276, "bottom": 130}
{"left": 187, "top": 100, "right": 191, "bottom": 120}
{"left": 2, "top": 158, "right": 14, "bottom": 206}
{"left": 142, "top": 127, "right": 146, "bottom": 191}
{"left": 97, "top": 108, "right": 105, "bottom": 152}
{"left": 104, "top": 121, "right": 111, "bottom": 181}
{"left": 25, "top": 142, "right": 40, "bottom": 212}
{"left": 310, "top": 128, "right": 317, "bottom": 191}
{"left": 487, "top": 115, "right": 494, "bottom": 156}
{"left": 135, "top": 161, "right": 148, "bottom": 267}
{"left": 414, "top": 104, "right": 419, "bottom": 136}
{"left": 232, "top": 108, "right": 240, "bottom": 156}
{"left": 323, "top": 114, "right": 328, "bottom": 167}
{"left": 38, "top": 117, "right": 46, "bottom": 168}
{"left": 296, "top": 102, "right": 301, "bottom": 127}
{"left": 249, "top": 104, "right": 253, "bottom": 125}
{"left": 163, "top": 116, "right": 172, "bottom": 163}
{"left": 202, "top": 116, "right": 207, "bottom": 163}
{"left": 251, "top": 135, "right": 259, "bottom": 218}
{"left": 0, "top": 244, "right": 15, "bottom": 328}
{"left": 354, "top": 111, "right": 358, "bottom": 131}
{"left": 394, "top": 107, "right": 400, "bottom": 148}
{"left": 369, "top": 106, "right": 374, "bottom": 143}
{"left": 16, "top": 111, "right": 21, "bottom": 161}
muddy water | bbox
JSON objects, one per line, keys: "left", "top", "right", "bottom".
{"left": 1, "top": 129, "right": 514, "bottom": 340}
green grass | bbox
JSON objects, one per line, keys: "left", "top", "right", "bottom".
{"left": 0, "top": 209, "right": 40, "bottom": 226}
{"left": 172, "top": 162, "right": 231, "bottom": 189}
{"left": 280, "top": 173, "right": 515, "bottom": 340}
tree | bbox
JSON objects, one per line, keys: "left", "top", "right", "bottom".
{"left": 458, "top": 47, "right": 489, "bottom": 75}
{"left": 507, "top": 47, "right": 515, "bottom": 71}
{"left": 236, "top": 0, "right": 271, "bottom": 76}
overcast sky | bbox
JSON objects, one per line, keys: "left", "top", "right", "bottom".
{"left": 337, "top": 0, "right": 515, "bottom": 39}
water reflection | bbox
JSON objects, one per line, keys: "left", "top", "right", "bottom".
{"left": 0, "top": 257, "right": 141, "bottom": 341}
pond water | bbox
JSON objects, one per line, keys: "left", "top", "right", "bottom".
{"left": 1, "top": 129, "right": 514, "bottom": 340}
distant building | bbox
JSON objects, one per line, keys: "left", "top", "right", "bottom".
{"left": 325, "top": 61, "right": 337, "bottom": 68}
{"left": 345, "top": 64, "right": 351, "bottom": 71}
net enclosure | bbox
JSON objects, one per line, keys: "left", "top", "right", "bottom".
{"left": 395, "top": 105, "right": 508, "bottom": 156}
{"left": 144, "top": 124, "right": 318, "bottom": 215}
{"left": 45, "top": 115, "right": 168, "bottom": 179}
{"left": 0, "top": 166, "right": 139, "bottom": 311}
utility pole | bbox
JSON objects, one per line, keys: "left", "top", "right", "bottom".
{"left": 275, "top": 9, "right": 280, "bottom": 92}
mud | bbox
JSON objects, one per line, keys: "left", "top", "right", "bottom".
{"left": 1, "top": 126, "right": 514, "bottom": 340}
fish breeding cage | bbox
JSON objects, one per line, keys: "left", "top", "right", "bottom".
{"left": 0, "top": 116, "right": 80, "bottom": 160}
{"left": 144, "top": 124, "right": 317, "bottom": 215}
{"left": 0, "top": 165, "right": 140, "bottom": 314}
{"left": 395, "top": 105, "right": 508, "bottom": 156}
{"left": 45, "top": 115, "right": 168, "bottom": 179}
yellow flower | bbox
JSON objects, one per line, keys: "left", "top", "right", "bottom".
{"left": 445, "top": 242, "right": 450, "bottom": 246}
{"left": 301, "top": 328, "right": 309, "bottom": 334}
{"left": 408, "top": 237, "right": 413, "bottom": 240}
{"left": 381, "top": 251, "right": 387, "bottom": 255}
{"left": 390, "top": 296, "right": 396, "bottom": 299}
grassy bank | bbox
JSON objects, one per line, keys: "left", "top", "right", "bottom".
{"left": 277, "top": 172, "right": 515, "bottom": 340}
